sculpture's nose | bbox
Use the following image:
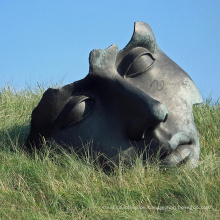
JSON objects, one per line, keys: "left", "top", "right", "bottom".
{"left": 93, "top": 73, "right": 168, "bottom": 140}
{"left": 151, "top": 102, "right": 168, "bottom": 123}
{"left": 88, "top": 44, "right": 168, "bottom": 141}
{"left": 113, "top": 79, "right": 168, "bottom": 140}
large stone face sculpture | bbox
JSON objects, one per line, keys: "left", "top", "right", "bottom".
{"left": 26, "top": 22, "right": 203, "bottom": 168}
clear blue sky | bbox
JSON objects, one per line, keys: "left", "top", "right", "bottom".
{"left": 0, "top": 0, "right": 219, "bottom": 101}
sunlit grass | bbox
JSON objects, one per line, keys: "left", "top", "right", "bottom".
{"left": 0, "top": 84, "right": 219, "bottom": 219}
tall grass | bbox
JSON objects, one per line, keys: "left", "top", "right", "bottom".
{"left": 0, "top": 85, "right": 219, "bottom": 219}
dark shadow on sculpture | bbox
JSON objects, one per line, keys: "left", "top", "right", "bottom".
{"left": 26, "top": 22, "right": 203, "bottom": 168}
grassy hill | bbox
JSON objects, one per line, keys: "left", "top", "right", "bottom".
{"left": 0, "top": 85, "right": 219, "bottom": 219}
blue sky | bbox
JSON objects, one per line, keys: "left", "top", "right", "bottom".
{"left": 0, "top": 0, "right": 219, "bottom": 100}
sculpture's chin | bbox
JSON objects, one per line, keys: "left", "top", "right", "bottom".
{"left": 161, "top": 144, "right": 199, "bottom": 169}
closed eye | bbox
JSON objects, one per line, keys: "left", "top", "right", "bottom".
{"left": 55, "top": 95, "right": 95, "bottom": 129}
{"left": 118, "top": 47, "right": 155, "bottom": 78}
{"left": 124, "top": 52, "right": 155, "bottom": 77}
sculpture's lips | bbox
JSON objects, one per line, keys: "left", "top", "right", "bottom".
{"left": 163, "top": 132, "right": 192, "bottom": 151}
{"left": 160, "top": 132, "right": 194, "bottom": 167}
{"left": 140, "top": 130, "right": 194, "bottom": 167}
{"left": 111, "top": 132, "right": 195, "bottom": 168}
{"left": 161, "top": 144, "right": 192, "bottom": 167}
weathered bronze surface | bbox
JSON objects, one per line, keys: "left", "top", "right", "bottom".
{"left": 26, "top": 22, "right": 203, "bottom": 168}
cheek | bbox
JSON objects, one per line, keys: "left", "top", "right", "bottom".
{"left": 53, "top": 114, "right": 102, "bottom": 148}
{"left": 126, "top": 74, "right": 151, "bottom": 93}
{"left": 126, "top": 73, "right": 166, "bottom": 103}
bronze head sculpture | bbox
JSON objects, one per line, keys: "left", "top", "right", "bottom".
{"left": 26, "top": 22, "right": 203, "bottom": 168}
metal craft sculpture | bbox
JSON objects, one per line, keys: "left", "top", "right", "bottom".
{"left": 26, "top": 22, "right": 203, "bottom": 168}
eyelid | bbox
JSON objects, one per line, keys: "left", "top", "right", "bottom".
{"left": 124, "top": 52, "right": 155, "bottom": 78}
{"left": 55, "top": 95, "right": 95, "bottom": 129}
